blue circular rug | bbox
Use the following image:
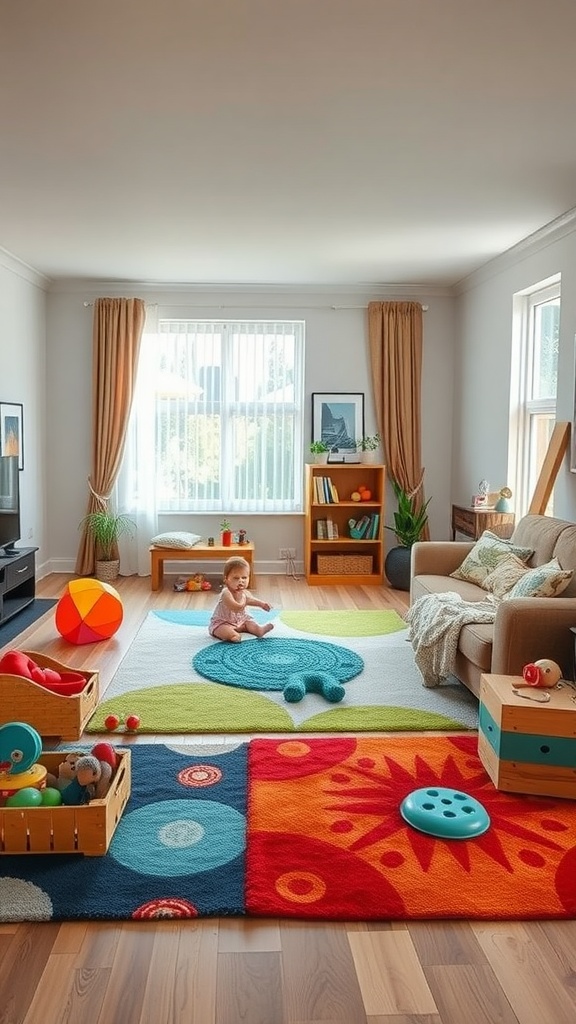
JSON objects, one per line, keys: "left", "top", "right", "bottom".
{"left": 192, "top": 637, "right": 363, "bottom": 691}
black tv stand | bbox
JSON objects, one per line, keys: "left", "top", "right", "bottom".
{"left": 0, "top": 547, "right": 38, "bottom": 626}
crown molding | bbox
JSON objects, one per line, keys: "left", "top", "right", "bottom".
{"left": 0, "top": 246, "right": 51, "bottom": 290}
{"left": 48, "top": 279, "right": 454, "bottom": 302}
{"left": 454, "top": 206, "right": 576, "bottom": 294}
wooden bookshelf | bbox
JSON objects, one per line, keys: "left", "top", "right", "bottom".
{"left": 304, "top": 464, "right": 386, "bottom": 585}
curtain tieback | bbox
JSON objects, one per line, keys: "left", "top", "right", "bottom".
{"left": 88, "top": 479, "right": 111, "bottom": 510}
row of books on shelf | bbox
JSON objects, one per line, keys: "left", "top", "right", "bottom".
{"left": 316, "top": 518, "right": 339, "bottom": 539}
{"left": 313, "top": 476, "right": 340, "bottom": 503}
{"left": 349, "top": 513, "right": 380, "bottom": 539}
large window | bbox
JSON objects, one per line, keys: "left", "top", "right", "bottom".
{"left": 126, "top": 319, "right": 305, "bottom": 514}
{"left": 511, "top": 280, "right": 560, "bottom": 516}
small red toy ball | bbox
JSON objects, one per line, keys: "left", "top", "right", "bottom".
{"left": 104, "top": 713, "right": 121, "bottom": 731}
{"left": 55, "top": 578, "right": 123, "bottom": 645}
{"left": 125, "top": 714, "right": 141, "bottom": 731}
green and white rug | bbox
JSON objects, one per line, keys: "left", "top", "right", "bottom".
{"left": 86, "top": 609, "right": 478, "bottom": 734}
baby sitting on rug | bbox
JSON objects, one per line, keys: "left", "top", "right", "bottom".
{"left": 209, "top": 556, "right": 274, "bottom": 642}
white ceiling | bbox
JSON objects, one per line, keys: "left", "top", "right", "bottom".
{"left": 2, "top": 0, "right": 576, "bottom": 288}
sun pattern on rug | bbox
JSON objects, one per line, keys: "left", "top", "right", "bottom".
{"left": 246, "top": 735, "right": 576, "bottom": 920}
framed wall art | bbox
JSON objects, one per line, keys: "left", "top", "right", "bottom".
{"left": 311, "top": 392, "right": 364, "bottom": 463}
{"left": 0, "top": 402, "right": 24, "bottom": 470}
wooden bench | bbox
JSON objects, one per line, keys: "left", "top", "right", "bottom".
{"left": 150, "top": 541, "right": 255, "bottom": 591}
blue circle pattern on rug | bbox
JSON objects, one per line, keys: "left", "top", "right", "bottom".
{"left": 111, "top": 799, "right": 246, "bottom": 876}
{"left": 192, "top": 637, "right": 364, "bottom": 691}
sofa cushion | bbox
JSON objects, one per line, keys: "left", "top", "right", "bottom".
{"left": 511, "top": 515, "right": 571, "bottom": 568}
{"left": 412, "top": 574, "right": 487, "bottom": 604}
{"left": 504, "top": 558, "right": 573, "bottom": 600}
{"left": 449, "top": 531, "right": 533, "bottom": 586}
{"left": 457, "top": 622, "right": 494, "bottom": 673}
{"left": 551, "top": 525, "right": 576, "bottom": 597}
{"left": 481, "top": 553, "right": 530, "bottom": 599}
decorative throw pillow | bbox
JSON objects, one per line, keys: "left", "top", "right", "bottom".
{"left": 504, "top": 558, "right": 574, "bottom": 600}
{"left": 481, "top": 553, "right": 530, "bottom": 599}
{"left": 150, "top": 531, "right": 202, "bottom": 549}
{"left": 450, "top": 531, "right": 533, "bottom": 587}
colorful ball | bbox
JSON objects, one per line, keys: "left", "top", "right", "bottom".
{"left": 55, "top": 578, "right": 123, "bottom": 645}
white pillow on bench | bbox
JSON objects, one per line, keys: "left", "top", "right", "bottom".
{"left": 151, "top": 531, "right": 202, "bottom": 549}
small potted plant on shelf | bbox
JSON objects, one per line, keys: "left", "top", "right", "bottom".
{"left": 79, "top": 506, "right": 135, "bottom": 582}
{"left": 220, "top": 518, "right": 233, "bottom": 546}
{"left": 309, "top": 440, "right": 330, "bottom": 465}
{"left": 356, "top": 433, "right": 381, "bottom": 464}
{"left": 384, "top": 480, "right": 431, "bottom": 591}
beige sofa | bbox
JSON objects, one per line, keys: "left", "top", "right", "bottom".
{"left": 410, "top": 514, "right": 576, "bottom": 698}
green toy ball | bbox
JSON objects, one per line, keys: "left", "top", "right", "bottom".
{"left": 40, "top": 787, "right": 63, "bottom": 806}
{"left": 6, "top": 787, "right": 43, "bottom": 807}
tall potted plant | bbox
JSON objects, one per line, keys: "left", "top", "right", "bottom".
{"left": 79, "top": 508, "right": 135, "bottom": 582}
{"left": 384, "top": 480, "right": 431, "bottom": 590}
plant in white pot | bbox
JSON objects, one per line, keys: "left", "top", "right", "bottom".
{"left": 309, "top": 440, "right": 330, "bottom": 465}
{"left": 356, "top": 433, "right": 380, "bottom": 464}
{"left": 79, "top": 507, "right": 135, "bottom": 582}
{"left": 384, "top": 480, "right": 431, "bottom": 591}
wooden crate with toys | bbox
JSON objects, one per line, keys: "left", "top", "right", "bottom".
{"left": 0, "top": 741, "right": 131, "bottom": 856}
{"left": 0, "top": 649, "right": 99, "bottom": 741}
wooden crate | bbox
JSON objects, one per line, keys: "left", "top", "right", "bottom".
{"left": 0, "top": 749, "right": 131, "bottom": 856}
{"left": 0, "top": 650, "right": 99, "bottom": 740}
{"left": 478, "top": 673, "right": 576, "bottom": 798}
{"left": 317, "top": 554, "right": 373, "bottom": 575}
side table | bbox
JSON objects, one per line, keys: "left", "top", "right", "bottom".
{"left": 478, "top": 673, "right": 576, "bottom": 798}
{"left": 451, "top": 505, "right": 515, "bottom": 541}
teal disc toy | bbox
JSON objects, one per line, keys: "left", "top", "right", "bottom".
{"left": 400, "top": 787, "right": 490, "bottom": 839}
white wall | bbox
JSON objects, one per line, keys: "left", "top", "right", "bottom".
{"left": 454, "top": 216, "right": 576, "bottom": 522}
{"left": 45, "top": 284, "right": 456, "bottom": 573}
{"left": 0, "top": 251, "right": 48, "bottom": 572}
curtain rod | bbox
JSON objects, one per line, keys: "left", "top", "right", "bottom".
{"left": 84, "top": 301, "right": 429, "bottom": 311}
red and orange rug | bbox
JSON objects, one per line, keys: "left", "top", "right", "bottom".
{"left": 247, "top": 735, "right": 576, "bottom": 920}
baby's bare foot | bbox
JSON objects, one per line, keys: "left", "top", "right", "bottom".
{"left": 260, "top": 622, "right": 274, "bottom": 637}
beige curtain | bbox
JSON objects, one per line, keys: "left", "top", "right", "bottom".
{"left": 75, "top": 297, "right": 146, "bottom": 574}
{"left": 367, "top": 300, "right": 429, "bottom": 538}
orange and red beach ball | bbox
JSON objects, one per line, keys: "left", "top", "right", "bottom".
{"left": 55, "top": 578, "right": 123, "bottom": 645}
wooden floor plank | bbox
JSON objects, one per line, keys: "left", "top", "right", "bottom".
{"left": 217, "top": 918, "right": 282, "bottom": 953}
{"left": 94, "top": 923, "right": 157, "bottom": 1024}
{"left": 348, "top": 929, "right": 437, "bottom": 1015}
{"left": 0, "top": 923, "right": 61, "bottom": 1024}
{"left": 281, "top": 921, "right": 368, "bottom": 1023}
{"left": 424, "top": 963, "right": 520, "bottom": 1024}
{"left": 473, "top": 921, "right": 576, "bottom": 1022}
{"left": 173, "top": 920, "right": 219, "bottom": 1024}
{"left": 216, "top": 951, "right": 283, "bottom": 1024}
{"left": 407, "top": 921, "right": 488, "bottom": 967}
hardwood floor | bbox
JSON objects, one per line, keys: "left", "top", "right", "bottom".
{"left": 1, "top": 571, "right": 576, "bottom": 1024}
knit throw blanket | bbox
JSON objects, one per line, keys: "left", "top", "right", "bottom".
{"left": 405, "top": 591, "right": 496, "bottom": 687}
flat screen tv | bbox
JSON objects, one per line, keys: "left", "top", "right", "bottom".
{"left": 0, "top": 455, "right": 21, "bottom": 557}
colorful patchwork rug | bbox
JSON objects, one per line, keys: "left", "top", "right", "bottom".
{"left": 2, "top": 737, "right": 576, "bottom": 922}
{"left": 86, "top": 609, "right": 478, "bottom": 734}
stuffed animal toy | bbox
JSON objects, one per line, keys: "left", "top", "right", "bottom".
{"left": 45, "top": 752, "right": 81, "bottom": 791}
{"left": 60, "top": 755, "right": 103, "bottom": 805}
{"left": 0, "top": 650, "right": 87, "bottom": 696}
